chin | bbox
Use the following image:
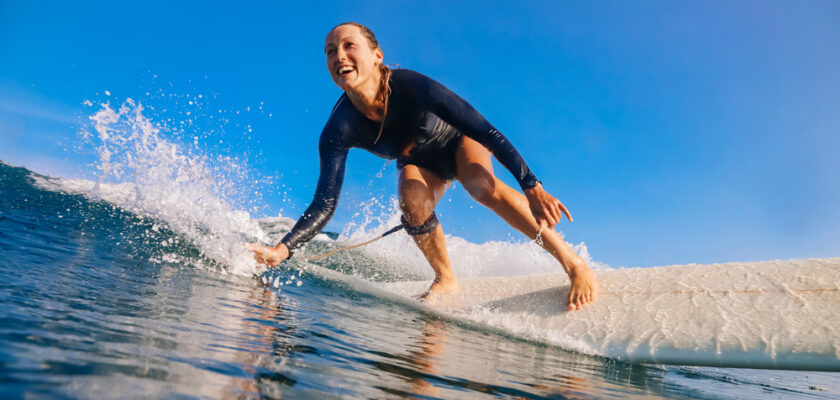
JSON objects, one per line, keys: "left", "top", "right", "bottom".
{"left": 331, "top": 79, "right": 348, "bottom": 91}
{"left": 340, "top": 80, "right": 358, "bottom": 91}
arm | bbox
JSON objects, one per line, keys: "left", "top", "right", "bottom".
{"left": 249, "top": 133, "right": 348, "bottom": 267}
{"left": 280, "top": 139, "right": 348, "bottom": 252}
{"left": 417, "top": 72, "right": 571, "bottom": 227}
{"left": 419, "top": 74, "right": 540, "bottom": 190}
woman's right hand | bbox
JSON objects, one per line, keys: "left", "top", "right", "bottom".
{"left": 523, "top": 183, "right": 572, "bottom": 229}
{"left": 244, "top": 243, "right": 290, "bottom": 267}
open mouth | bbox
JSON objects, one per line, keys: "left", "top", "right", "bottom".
{"left": 337, "top": 66, "right": 355, "bottom": 76}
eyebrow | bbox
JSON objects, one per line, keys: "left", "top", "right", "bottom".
{"left": 325, "top": 35, "right": 356, "bottom": 48}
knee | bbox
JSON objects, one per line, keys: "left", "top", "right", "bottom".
{"left": 462, "top": 173, "right": 499, "bottom": 206}
{"left": 399, "top": 188, "right": 435, "bottom": 226}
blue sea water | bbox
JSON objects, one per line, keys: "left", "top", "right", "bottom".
{"left": 2, "top": 101, "right": 840, "bottom": 398}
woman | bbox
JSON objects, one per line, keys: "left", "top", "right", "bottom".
{"left": 249, "top": 22, "right": 598, "bottom": 311}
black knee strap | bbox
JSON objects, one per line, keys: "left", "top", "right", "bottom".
{"left": 401, "top": 212, "right": 439, "bottom": 236}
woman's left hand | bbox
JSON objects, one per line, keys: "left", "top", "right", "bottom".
{"left": 524, "top": 183, "right": 572, "bottom": 229}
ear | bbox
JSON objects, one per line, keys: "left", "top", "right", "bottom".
{"left": 375, "top": 47, "right": 384, "bottom": 63}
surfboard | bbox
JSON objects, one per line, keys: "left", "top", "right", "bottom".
{"left": 378, "top": 257, "right": 840, "bottom": 371}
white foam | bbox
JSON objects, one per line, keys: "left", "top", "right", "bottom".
{"left": 331, "top": 197, "right": 608, "bottom": 280}
{"left": 37, "top": 99, "right": 267, "bottom": 276}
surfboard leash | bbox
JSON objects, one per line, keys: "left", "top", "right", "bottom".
{"left": 301, "top": 224, "right": 405, "bottom": 262}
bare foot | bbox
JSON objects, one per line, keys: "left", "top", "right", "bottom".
{"left": 418, "top": 274, "right": 460, "bottom": 304}
{"left": 566, "top": 266, "right": 599, "bottom": 311}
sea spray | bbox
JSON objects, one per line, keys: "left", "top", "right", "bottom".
{"left": 62, "top": 98, "right": 268, "bottom": 275}
{"left": 331, "top": 197, "right": 607, "bottom": 281}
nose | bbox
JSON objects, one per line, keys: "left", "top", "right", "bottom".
{"left": 336, "top": 46, "right": 347, "bottom": 62}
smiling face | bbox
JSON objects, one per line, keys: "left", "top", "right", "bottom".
{"left": 324, "top": 24, "right": 384, "bottom": 92}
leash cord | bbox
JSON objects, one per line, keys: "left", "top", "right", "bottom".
{"left": 301, "top": 224, "right": 404, "bottom": 261}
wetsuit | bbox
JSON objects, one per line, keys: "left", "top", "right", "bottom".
{"left": 281, "top": 69, "right": 539, "bottom": 251}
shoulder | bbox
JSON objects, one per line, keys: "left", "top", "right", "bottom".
{"left": 319, "top": 94, "right": 355, "bottom": 152}
{"left": 390, "top": 68, "right": 427, "bottom": 81}
{"left": 389, "top": 68, "right": 454, "bottom": 104}
{"left": 323, "top": 94, "right": 361, "bottom": 132}
{"left": 391, "top": 69, "right": 440, "bottom": 91}
{"left": 391, "top": 68, "right": 434, "bottom": 83}
{"left": 325, "top": 93, "right": 354, "bottom": 122}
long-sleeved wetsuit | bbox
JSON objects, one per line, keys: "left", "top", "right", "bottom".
{"left": 281, "top": 69, "right": 539, "bottom": 251}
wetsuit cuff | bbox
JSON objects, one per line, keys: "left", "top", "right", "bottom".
{"left": 520, "top": 178, "right": 541, "bottom": 191}
{"left": 279, "top": 241, "right": 295, "bottom": 259}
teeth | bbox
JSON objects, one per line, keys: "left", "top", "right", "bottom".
{"left": 338, "top": 66, "right": 354, "bottom": 75}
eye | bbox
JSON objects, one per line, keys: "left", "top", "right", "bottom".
{"left": 326, "top": 48, "right": 335, "bottom": 55}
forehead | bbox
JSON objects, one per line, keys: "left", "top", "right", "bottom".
{"left": 325, "top": 25, "right": 365, "bottom": 47}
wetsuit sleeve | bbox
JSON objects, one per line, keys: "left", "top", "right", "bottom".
{"left": 420, "top": 74, "right": 540, "bottom": 189}
{"left": 279, "top": 133, "right": 348, "bottom": 252}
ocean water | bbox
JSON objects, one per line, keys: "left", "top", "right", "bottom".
{"left": 2, "top": 101, "right": 840, "bottom": 399}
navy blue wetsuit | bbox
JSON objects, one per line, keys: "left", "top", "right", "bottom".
{"left": 281, "top": 69, "right": 539, "bottom": 251}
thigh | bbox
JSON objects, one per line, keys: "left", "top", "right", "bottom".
{"left": 455, "top": 136, "right": 497, "bottom": 191}
{"left": 398, "top": 164, "right": 450, "bottom": 207}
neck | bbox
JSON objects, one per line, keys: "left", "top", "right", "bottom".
{"left": 345, "top": 67, "right": 384, "bottom": 121}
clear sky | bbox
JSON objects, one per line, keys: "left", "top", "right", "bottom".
{"left": 1, "top": 1, "right": 838, "bottom": 268}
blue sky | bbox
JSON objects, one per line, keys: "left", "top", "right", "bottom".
{"left": 1, "top": 1, "right": 838, "bottom": 267}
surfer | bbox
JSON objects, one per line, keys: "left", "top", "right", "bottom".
{"left": 248, "top": 22, "right": 598, "bottom": 310}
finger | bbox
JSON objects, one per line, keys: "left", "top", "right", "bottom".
{"left": 538, "top": 214, "right": 549, "bottom": 229}
{"left": 549, "top": 203, "right": 563, "bottom": 225}
{"left": 538, "top": 206, "right": 553, "bottom": 227}
{"left": 534, "top": 206, "right": 547, "bottom": 221}
{"left": 542, "top": 216, "right": 555, "bottom": 230}
{"left": 244, "top": 243, "right": 266, "bottom": 251}
{"left": 555, "top": 202, "right": 565, "bottom": 222}
{"left": 546, "top": 207, "right": 559, "bottom": 227}
{"left": 559, "top": 203, "right": 573, "bottom": 222}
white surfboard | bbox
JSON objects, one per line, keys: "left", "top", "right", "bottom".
{"left": 378, "top": 258, "right": 840, "bottom": 371}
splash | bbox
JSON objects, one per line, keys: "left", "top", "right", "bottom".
{"left": 67, "top": 98, "right": 268, "bottom": 275}
{"left": 326, "top": 197, "right": 608, "bottom": 281}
